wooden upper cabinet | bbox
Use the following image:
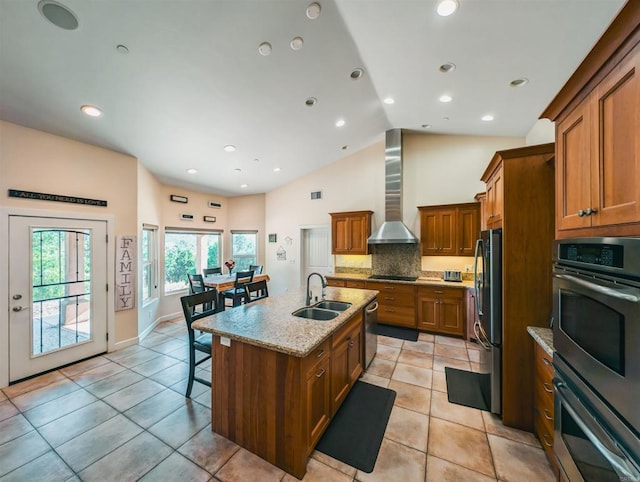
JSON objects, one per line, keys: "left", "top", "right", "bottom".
{"left": 542, "top": 3, "right": 640, "bottom": 237}
{"left": 330, "top": 211, "right": 373, "bottom": 255}
{"left": 419, "top": 203, "right": 480, "bottom": 256}
{"left": 484, "top": 164, "right": 503, "bottom": 229}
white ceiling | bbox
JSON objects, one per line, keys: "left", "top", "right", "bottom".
{"left": 0, "top": 0, "right": 625, "bottom": 197}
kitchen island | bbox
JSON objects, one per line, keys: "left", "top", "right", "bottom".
{"left": 192, "top": 286, "right": 378, "bottom": 479}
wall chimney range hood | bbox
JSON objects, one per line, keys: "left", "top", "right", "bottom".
{"left": 368, "top": 129, "right": 418, "bottom": 244}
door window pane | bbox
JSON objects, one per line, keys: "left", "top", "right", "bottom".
{"left": 142, "top": 227, "right": 157, "bottom": 303}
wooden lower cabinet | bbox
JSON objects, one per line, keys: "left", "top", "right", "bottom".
{"left": 330, "top": 313, "right": 363, "bottom": 415}
{"left": 346, "top": 280, "right": 366, "bottom": 289}
{"left": 327, "top": 278, "right": 345, "bottom": 287}
{"left": 211, "top": 312, "right": 364, "bottom": 479}
{"left": 532, "top": 342, "right": 560, "bottom": 478}
{"left": 365, "top": 281, "right": 416, "bottom": 328}
{"left": 416, "top": 286, "right": 465, "bottom": 336}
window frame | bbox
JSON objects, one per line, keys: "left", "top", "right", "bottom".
{"left": 231, "top": 230, "right": 258, "bottom": 272}
{"left": 142, "top": 225, "right": 158, "bottom": 305}
{"left": 163, "top": 227, "right": 222, "bottom": 294}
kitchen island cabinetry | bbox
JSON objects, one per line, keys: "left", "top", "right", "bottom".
{"left": 416, "top": 286, "right": 464, "bottom": 336}
{"left": 418, "top": 203, "right": 480, "bottom": 256}
{"left": 541, "top": 3, "right": 640, "bottom": 237}
{"left": 365, "top": 280, "right": 416, "bottom": 328}
{"left": 193, "top": 287, "right": 377, "bottom": 479}
{"left": 330, "top": 210, "right": 373, "bottom": 255}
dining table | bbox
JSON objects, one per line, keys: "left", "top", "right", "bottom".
{"left": 203, "top": 272, "right": 270, "bottom": 304}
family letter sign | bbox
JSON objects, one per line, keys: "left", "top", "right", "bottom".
{"left": 115, "top": 235, "right": 136, "bottom": 311}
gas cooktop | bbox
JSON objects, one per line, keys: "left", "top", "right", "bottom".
{"left": 368, "top": 275, "right": 418, "bottom": 282}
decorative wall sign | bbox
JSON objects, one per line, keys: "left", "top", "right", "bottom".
{"left": 180, "top": 213, "right": 194, "bottom": 220}
{"left": 208, "top": 201, "right": 222, "bottom": 208}
{"left": 268, "top": 233, "right": 277, "bottom": 243}
{"left": 8, "top": 189, "right": 107, "bottom": 207}
{"left": 277, "top": 246, "right": 286, "bottom": 261}
{"left": 204, "top": 216, "right": 216, "bottom": 223}
{"left": 285, "top": 236, "right": 293, "bottom": 246}
{"left": 115, "top": 235, "right": 136, "bottom": 311}
{"left": 170, "top": 194, "right": 188, "bottom": 203}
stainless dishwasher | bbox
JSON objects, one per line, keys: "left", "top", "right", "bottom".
{"left": 364, "top": 299, "right": 378, "bottom": 369}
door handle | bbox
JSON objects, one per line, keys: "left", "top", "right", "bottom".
{"left": 12, "top": 294, "right": 22, "bottom": 300}
{"left": 12, "top": 306, "right": 29, "bottom": 312}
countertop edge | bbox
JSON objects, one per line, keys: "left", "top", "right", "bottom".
{"left": 527, "top": 326, "right": 554, "bottom": 357}
{"left": 326, "top": 273, "right": 474, "bottom": 289}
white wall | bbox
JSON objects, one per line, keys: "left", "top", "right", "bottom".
{"left": 525, "top": 119, "right": 555, "bottom": 145}
{"left": 265, "top": 132, "right": 525, "bottom": 292}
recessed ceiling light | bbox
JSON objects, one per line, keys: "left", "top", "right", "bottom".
{"left": 240, "top": 184, "right": 248, "bottom": 189}
{"left": 290, "top": 37, "right": 304, "bottom": 50}
{"left": 258, "top": 42, "right": 272, "bottom": 56}
{"left": 383, "top": 97, "right": 395, "bottom": 105}
{"left": 510, "top": 77, "right": 529, "bottom": 88}
{"left": 253, "top": 158, "right": 260, "bottom": 162}
{"left": 341, "top": 145, "right": 349, "bottom": 150}
{"left": 442, "top": 116, "right": 450, "bottom": 121}
{"left": 81, "top": 105, "right": 102, "bottom": 117}
{"left": 306, "top": 2, "right": 321, "bottom": 20}
{"left": 223, "top": 145, "right": 236, "bottom": 152}
{"left": 481, "top": 114, "right": 495, "bottom": 122}
{"left": 421, "top": 124, "right": 432, "bottom": 129}
{"left": 186, "top": 168, "right": 197, "bottom": 174}
{"left": 234, "top": 168, "right": 242, "bottom": 173}
{"left": 439, "top": 62, "right": 456, "bottom": 73}
{"left": 273, "top": 167, "right": 281, "bottom": 172}
{"left": 335, "top": 119, "right": 346, "bottom": 127}
{"left": 38, "top": 0, "right": 78, "bottom": 30}
{"left": 116, "top": 44, "right": 129, "bottom": 54}
{"left": 350, "top": 68, "right": 364, "bottom": 80}
{"left": 305, "top": 97, "right": 317, "bottom": 107}
{"left": 436, "top": 0, "right": 459, "bottom": 17}
{"left": 439, "top": 95, "right": 453, "bottom": 103}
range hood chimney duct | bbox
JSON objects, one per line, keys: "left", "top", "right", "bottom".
{"left": 367, "top": 129, "right": 419, "bottom": 244}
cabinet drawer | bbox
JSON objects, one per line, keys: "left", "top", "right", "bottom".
{"left": 377, "top": 292, "right": 416, "bottom": 307}
{"left": 326, "top": 279, "right": 345, "bottom": 287}
{"left": 534, "top": 344, "right": 554, "bottom": 381}
{"left": 417, "top": 286, "right": 464, "bottom": 299}
{"left": 302, "top": 339, "right": 330, "bottom": 375}
{"left": 346, "top": 280, "right": 366, "bottom": 289}
{"left": 534, "top": 409, "right": 555, "bottom": 459}
{"left": 534, "top": 387, "right": 554, "bottom": 437}
{"left": 378, "top": 305, "right": 416, "bottom": 327}
{"left": 365, "top": 281, "right": 415, "bottom": 297}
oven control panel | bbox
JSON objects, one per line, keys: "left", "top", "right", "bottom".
{"left": 560, "top": 243, "right": 622, "bottom": 268}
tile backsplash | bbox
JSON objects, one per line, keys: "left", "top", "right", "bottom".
{"left": 370, "top": 244, "right": 421, "bottom": 277}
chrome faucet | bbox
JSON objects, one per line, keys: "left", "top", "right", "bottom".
{"left": 306, "top": 272, "right": 327, "bottom": 305}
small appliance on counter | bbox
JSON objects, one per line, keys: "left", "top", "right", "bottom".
{"left": 443, "top": 270, "right": 462, "bottom": 282}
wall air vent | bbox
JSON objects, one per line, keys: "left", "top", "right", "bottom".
{"left": 310, "top": 190, "right": 323, "bottom": 200}
{"left": 208, "top": 201, "right": 222, "bottom": 209}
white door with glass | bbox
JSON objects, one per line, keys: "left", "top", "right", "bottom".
{"left": 302, "top": 227, "right": 331, "bottom": 283}
{"left": 8, "top": 215, "right": 108, "bottom": 382}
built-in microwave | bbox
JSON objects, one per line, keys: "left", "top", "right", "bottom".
{"left": 552, "top": 237, "right": 640, "bottom": 481}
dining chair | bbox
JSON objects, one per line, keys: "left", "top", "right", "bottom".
{"left": 221, "top": 270, "right": 255, "bottom": 307}
{"left": 180, "top": 288, "right": 224, "bottom": 398}
{"left": 203, "top": 267, "right": 222, "bottom": 276}
{"left": 248, "top": 264, "right": 263, "bottom": 275}
{"left": 187, "top": 273, "right": 212, "bottom": 311}
{"left": 243, "top": 279, "right": 269, "bottom": 303}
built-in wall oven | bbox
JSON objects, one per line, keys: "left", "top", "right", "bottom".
{"left": 553, "top": 237, "right": 640, "bottom": 482}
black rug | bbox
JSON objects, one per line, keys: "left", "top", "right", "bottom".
{"left": 445, "top": 367, "right": 490, "bottom": 412}
{"left": 376, "top": 323, "right": 419, "bottom": 342}
{"left": 316, "top": 381, "right": 396, "bottom": 473}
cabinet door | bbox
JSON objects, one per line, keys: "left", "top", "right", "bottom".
{"left": 457, "top": 206, "right": 480, "bottom": 256}
{"left": 556, "top": 102, "right": 592, "bottom": 230}
{"left": 420, "top": 210, "right": 439, "bottom": 256}
{"left": 330, "top": 339, "right": 350, "bottom": 415}
{"left": 416, "top": 296, "right": 439, "bottom": 331}
{"left": 347, "top": 325, "right": 363, "bottom": 384}
{"left": 420, "top": 208, "right": 456, "bottom": 255}
{"left": 591, "top": 46, "right": 640, "bottom": 227}
{"left": 439, "top": 209, "right": 457, "bottom": 255}
{"left": 332, "top": 216, "right": 350, "bottom": 254}
{"left": 487, "top": 166, "right": 503, "bottom": 228}
{"left": 439, "top": 297, "right": 464, "bottom": 336}
{"left": 348, "top": 216, "right": 367, "bottom": 253}
{"left": 306, "top": 356, "right": 330, "bottom": 449}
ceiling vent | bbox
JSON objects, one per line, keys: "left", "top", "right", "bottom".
{"left": 310, "top": 190, "right": 323, "bottom": 200}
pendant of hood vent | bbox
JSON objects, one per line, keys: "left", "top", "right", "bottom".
{"left": 368, "top": 129, "right": 418, "bottom": 244}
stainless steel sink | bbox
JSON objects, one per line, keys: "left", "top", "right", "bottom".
{"left": 291, "top": 307, "right": 340, "bottom": 320}
{"left": 313, "top": 300, "right": 352, "bottom": 312}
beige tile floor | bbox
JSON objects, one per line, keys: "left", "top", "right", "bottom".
{"left": 0, "top": 320, "right": 556, "bottom": 481}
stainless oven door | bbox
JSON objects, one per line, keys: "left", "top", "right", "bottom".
{"left": 553, "top": 267, "right": 640, "bottom": 432}
{"left": 554, "top": 359, "right": 640, "bottom": 482}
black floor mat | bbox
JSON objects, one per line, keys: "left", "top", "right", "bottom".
{"left": 444, "top": 367, "right": 491, "bottom": 412}
{"left": 316, "top": 381, "right": 396, "bottom": 473}
{"left": 376, "top": 323, "right": 419, "bottom": 342}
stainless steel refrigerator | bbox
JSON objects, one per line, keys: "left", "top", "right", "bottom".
{"left": 473, "top": 228, "right": 502, "bottom": 415}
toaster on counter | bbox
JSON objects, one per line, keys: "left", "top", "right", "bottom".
{"left": 443, "top": 270, "right": 462, "bottom": 282}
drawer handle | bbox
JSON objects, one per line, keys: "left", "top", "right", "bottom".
{"left": 542, "top": 433, "right": 553, "bottom": 448}
{"left": 383, "top": 308, "right": 396, "bottom": 313}
{"left": 316, "top": 349, "right": 325, "bottom": 358}
{"left": 543, "top": 408, "right": 553, "bottom": 421}
{"left": 542, "top": 357, "right": 552, "bottom": 367}
{"left": 316, "top": 368, "right": 326, "bottom": 378}
{"left": 384, "top": 287, "right": 395, "bottom": 290}
{"left": 543, "top": 382, "right": 553, "bottom": 394}
{"left": 434, "top": 290, "right": 444, "bottom": 294}
{"left": 384, "top": 296, "right": 395, "bottom": 300}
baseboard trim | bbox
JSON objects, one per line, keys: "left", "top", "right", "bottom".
{"left": 112, "top": 336, "right": 139, "bottom": 352}
{"left": 138, "top": 311, "right": 183, "bottom": 342}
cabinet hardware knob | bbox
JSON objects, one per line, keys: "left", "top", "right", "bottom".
{"left": 316, "top": 368, "right": 326, "bottom": 378}
{"left": 543, "top": 408, "right": 553, "bottom": 421}
{"left": 543, "top": 382, "right": 553, "bottom": 393}
{"left": 586, "top": 207, "right": 598, "bottom": 215}
{"left": 578, "top": 209, "right": 585, "bottom": 217}
{"left": 349, "top": 341, "right": 354, "bottom": 348}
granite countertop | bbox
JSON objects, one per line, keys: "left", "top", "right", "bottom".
{"left": 192, "top": 286, "right": 378, "bottom": 358}
{"left": 326, "top": 272, "right": 474, "bottom": 289}
{"left": 527, "top": 326, "right": 554, "bottom": 357}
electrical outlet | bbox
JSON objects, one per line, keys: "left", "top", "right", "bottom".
{"left": 465, "top": 264, "right": 472, "bottom": 272}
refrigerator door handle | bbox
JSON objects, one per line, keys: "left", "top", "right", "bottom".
{"left": 474, "top": 238, "right": 484, "bottom": 318}
{"left": 474, "top": 321, "right": 492, "bottom": 350}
